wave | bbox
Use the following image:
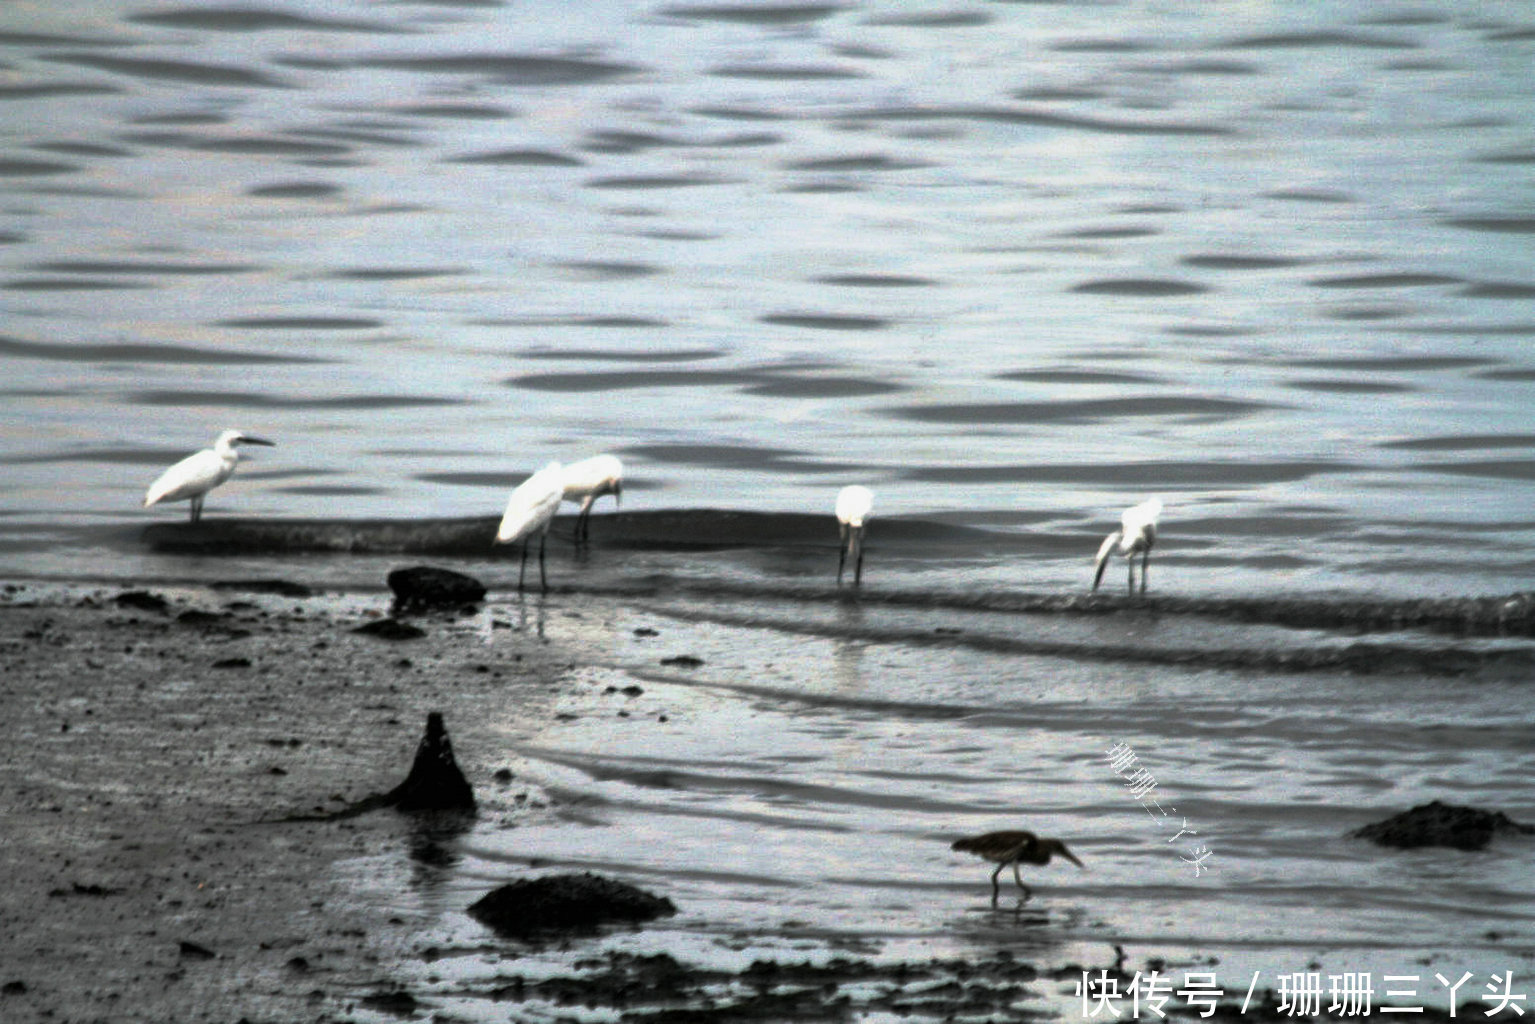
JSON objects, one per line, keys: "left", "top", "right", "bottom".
{"left": 140, "top": 511, "right": 1535, "bottom": 643}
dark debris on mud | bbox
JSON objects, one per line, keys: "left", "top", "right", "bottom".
{"left": 457, "top": 949, "right": 1043, "bottom": 1021}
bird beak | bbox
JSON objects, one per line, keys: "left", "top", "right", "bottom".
{"left": 238, "top": 435, "right": 276, "bottom": 447}
{"left": 1061, "top": 844, "right": 1084, "bottom": 868}
{"left": 1092, "top": 531, "right": 1119, "bottom": 591}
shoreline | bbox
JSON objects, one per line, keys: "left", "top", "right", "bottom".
{"left": 0, "top": 579, "right": 1126, "bottom": 1022}
{"left": 1, "top": 579, "right": 1517, "bottom": 1023}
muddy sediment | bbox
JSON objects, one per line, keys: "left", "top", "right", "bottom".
{"left": 2, "top": 580, "right": 1520, "bottom": 1023}
{"left": 0, "top": 582, "right": 564, "bottom": 1022}
{"left": 0, "top": 582, "right": 1084, "bottom": 1023}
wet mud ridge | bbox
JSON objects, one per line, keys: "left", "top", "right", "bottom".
{"left": 643, "top": 587, "right": 1535, "bottom": 678}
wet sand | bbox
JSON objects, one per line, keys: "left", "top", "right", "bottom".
{"left": 0, "top": 581, "right": 1083, "bottom": 1023}
{"left": 5, "top": 576, "right": 1524, "bottom": 1022}
{"left": 0, "top": 581, "right": 578, "bottom": 1022}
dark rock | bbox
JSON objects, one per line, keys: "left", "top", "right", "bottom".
{"left": 386, "top": 712, "right": 475, "bottom": 813}
{"left": 176, "top": 609, "right": 227, "bottom": 627}
{"left": 2, "top": 980, "right": 26, "bottom": 996}
{"left": 177, "top": 940, "right": 216, "bottom": 960}
{"left": 212, "top": 657, "right": 251, "bottom": 669}
{"left": 1351, "top": 800, "right": 1535, "bottom": 851}
{"left": 388, "top": 565, "right": 486, "bottom": 614}
{"left": 48, "top": 882, "right": 119, "bottom": 898}
{"left": 467, "top": 872, "right": 676, "bottom": 938}
{"left": 352, "top": 617, "right": 426, "bottom": 640}
{"left": 115, "top": 590, "right": 168, "bottom": 614}
{"left": 360, "top": 989, "right": 418, "bottom": 1017}
{"left": 634, "top": 627, "right": 659, "bottom": 637}
{"left": 660, "top": 654, "right": 703, "bottom": 668}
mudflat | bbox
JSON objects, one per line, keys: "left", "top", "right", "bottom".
{"left": 2, "top": 583, "right": 1089, "bottom": 1023}
{"left": 0, "top": 581, "right": 568, "bottom": 1023}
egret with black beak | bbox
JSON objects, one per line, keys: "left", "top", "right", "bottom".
{"left": 1093, "top": 497, "right": 1162, "bottom": 594}
{"left": 561, "top": 454, "right": 622, "bottom": 543}
{"left": 142, "top": 429, "right": 275, "bottom": 523}
{"left": 496, "top": 461, "right": 565, "bottom": 592}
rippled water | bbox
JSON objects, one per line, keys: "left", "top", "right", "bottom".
{"left": 3, "top": 0, "right": 1533, "bottom": 1015}
{"left": 4, "top": 0, "right": 1535, "bottom": 596}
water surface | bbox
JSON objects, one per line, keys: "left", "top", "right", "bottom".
{"left": 2, "top": 0, "right": 1532, "bottom": 1016}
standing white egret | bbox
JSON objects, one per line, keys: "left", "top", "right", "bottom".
{"left": 835, "top": 485, "right": 874, "bottom": 586}
{"left": 561, "top": 454, "right": 622, "bottom": 543}
{"left": 142, "top": 429, "right": 275, "bottom": 524}
{"left": 1093, "top": 497, "right": 1162, "bottom": 594}
{"left": 495, "top": 461, "right": 564, "bottom": 592}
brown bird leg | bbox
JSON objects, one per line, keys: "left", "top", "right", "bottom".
{"left": 1012, "top": 862, "right": 1033, "bottom": 901}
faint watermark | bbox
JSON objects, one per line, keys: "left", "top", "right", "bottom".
{"left": 1106, "top": 741, "right": 1211, "bottom": 876}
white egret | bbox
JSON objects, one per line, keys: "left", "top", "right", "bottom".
{"left": 561, "top": 454, "right": 622, "bottom": 543}
{"left": 1093, "top": 497, "right": 1162, "bottom": 594}
{"left": 142, "top": 429, "right": 275, "bottom": 524}
{"left": 835, "top": 485, "right": 874, "bottom": 586}
{"left": 951, "top": 829, "right": 1084, "bottom": 903}
{"left": 495, "top": 461, "right": 564, "bottom": 592}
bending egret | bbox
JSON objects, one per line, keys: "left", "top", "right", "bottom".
{"left": 1093, "top": 497, "right": 1162, "bottom": 594}
{"left": 561, "top": 454, "right": 622, "bottom": 543}
{"left": 835, "top": 485, "right": 873, "bottom": 586}
{"left": 951, "top": 829, "right": 1084, "bottom": 903}
{"left": 142, "top": 429, "right": 275, "bottom": 523}
{"left": 496, "top": 461, "right": 564, "bottom": 592}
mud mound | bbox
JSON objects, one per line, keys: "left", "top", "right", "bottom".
{"left": 387, "top": 711, "right": 475, "bottom": 813}
{"left": 387, "top": 565, "right": 486, "bottom": 613}
{"left": 467, "top": 873, "right": 676, "bottom": 938}
{"left": 1351, "top": 800, "right": 1534, "bottom": 851}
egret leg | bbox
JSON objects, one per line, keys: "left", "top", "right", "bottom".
{"left": 1127, "top": 558, "right": 1135, "bottom": 595}
{"left": 538, "top": 532, "right": 548, "bottom": 592}
{"left": 836, "top": 524, "right": 848, "bottom": 584}
{"left": 190, "top": 495, "right": 203, "bottom": 524}
{"left": 1141, "top": 550, "right": 1151, "bottom": 594}
{"left": 518, "top": 540, "right": 529, "bottom": 592}
{"left": 853, "top": 527, "right": 865, "bottom": 587}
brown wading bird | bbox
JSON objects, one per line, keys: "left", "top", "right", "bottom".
{"left": 951, "top": 829, "right": 1084, "bottom": 902}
